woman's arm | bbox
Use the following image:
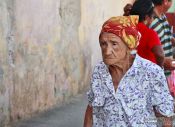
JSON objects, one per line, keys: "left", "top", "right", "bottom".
{"left": 151, "top": 45, "right": 165, "bottom": 67}
{"left": 153, "top": 107, "right": 173, "bottom": 127}
{"left": 84, "top": 105, "right": 93, "bottom": 127}
{"left": 151, "top": 68, "right": 174, "bottom": 127}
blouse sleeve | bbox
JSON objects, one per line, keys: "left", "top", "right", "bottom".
{"left": 147, "top": 29, "right": 161, "bottom": 50}
{"left": 151, "top": 69, "right": 174, "bottom": 117}
{"left": 87, "top": 65, "right": 105, "bottom": 107}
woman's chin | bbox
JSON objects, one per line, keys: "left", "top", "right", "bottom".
{"left": 103, "top": 60, "right": 115, "bottom": 65}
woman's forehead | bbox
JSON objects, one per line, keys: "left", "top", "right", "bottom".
{"left": 99, "top": 33, "right": 123, "bottom": 42}
{"left": 100, "top": 33, "right": 121, "bottom": 40}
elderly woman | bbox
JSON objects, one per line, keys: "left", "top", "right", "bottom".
{"left": 83, "top": 16, "right": 174, "bottom": 127}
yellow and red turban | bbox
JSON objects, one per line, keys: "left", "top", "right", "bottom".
{"left": 100, "top": 16, "right": 140, "bottom": 49}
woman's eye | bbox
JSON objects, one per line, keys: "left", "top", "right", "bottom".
{"left": 112, "top": 42, "right": 117, "bottom": 46}
{"left": 100, "top": 42, "right": 106, "bottom": 46}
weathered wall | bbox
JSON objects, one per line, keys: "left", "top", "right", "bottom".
{"left": 0, "top": 0, "right": 133, "bottom": 126}
{"left": 0, "top": 0, "right": 13, "bottom": 126}
{"left": 80, "top": 0, "right": 134, "bottom": 66}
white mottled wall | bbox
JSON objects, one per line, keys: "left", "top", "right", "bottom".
{"left": 0, "top": 0, "right": 133, "bottom": 126}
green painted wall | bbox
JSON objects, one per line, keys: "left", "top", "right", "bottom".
{"left": 168, "top": 0, "right": 175, "bottom": 12}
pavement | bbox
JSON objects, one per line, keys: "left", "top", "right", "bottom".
{"left": 10, "top": 93, "right": 175, "bottom": 127}
{"left": 11, "top": 94, "right": 87, "bottom": 127}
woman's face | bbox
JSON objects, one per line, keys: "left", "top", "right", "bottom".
{"left": 99, "top": 32, "right": 129, "bottom": 65}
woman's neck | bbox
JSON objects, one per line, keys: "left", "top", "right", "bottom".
{"left": 109, "top": 55, "right": 135, "bottom": 90}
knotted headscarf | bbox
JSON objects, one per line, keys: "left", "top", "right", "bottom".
{"left": 100, "top": 16, "right": 140, "bottom": 49}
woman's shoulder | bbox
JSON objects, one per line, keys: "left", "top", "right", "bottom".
{"left": 93, "top": 61, "right": 106, "bottom": 72}
{"left": 137, "top": 55, "right": 164, "bottom": 75}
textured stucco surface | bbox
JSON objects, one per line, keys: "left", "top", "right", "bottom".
{"left": 0, "top": 0, "right": 133, "bottom": 126}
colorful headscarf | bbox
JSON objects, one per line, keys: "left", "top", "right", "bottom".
{"left": 100, "top": 16, "right": 140, "bottom": 49}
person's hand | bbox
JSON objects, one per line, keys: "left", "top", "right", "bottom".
{"left": 164, "top": 57, "right": 175, "bottom": 70}
{"left": 153, "top": 107, "right": 173, "bottom": 127}
{"left": 171, "top": 37, "right": 175, "bottom": 47}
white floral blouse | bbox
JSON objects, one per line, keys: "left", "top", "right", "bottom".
{"left": 87, "top": 55, "right": 174, "bottom": 127}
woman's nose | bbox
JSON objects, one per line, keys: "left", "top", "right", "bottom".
{"left": 105, "top": 46, "right": 113, "bottom": 55}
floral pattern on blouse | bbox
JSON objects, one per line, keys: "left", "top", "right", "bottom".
{"left": 87, "top": 55, "right": 174, "bottom": 127}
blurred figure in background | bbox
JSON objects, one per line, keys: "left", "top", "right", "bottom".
{"left": 130, "top": 0, "right": 165, "bottom": 67}
{"left": 165, "top": 10, "right": 175, "bottom": 58}
{"left": 123, "top": 3, "right": 132, "bottom": 16}
{"left": 150, "top": 0, "right": 175, "bottom": 76}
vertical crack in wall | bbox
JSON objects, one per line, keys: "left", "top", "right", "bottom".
{"left": 57, "top": 0, "right": 83, "bottom": 97}
{"left": 5, "top": 0, "right": 16, "bottom": 124}
{"left": 6, "top": 0, "right": 15, "bottom": 68}
{"left": 0, "top": 0, "right": 15, "bottom": 126}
